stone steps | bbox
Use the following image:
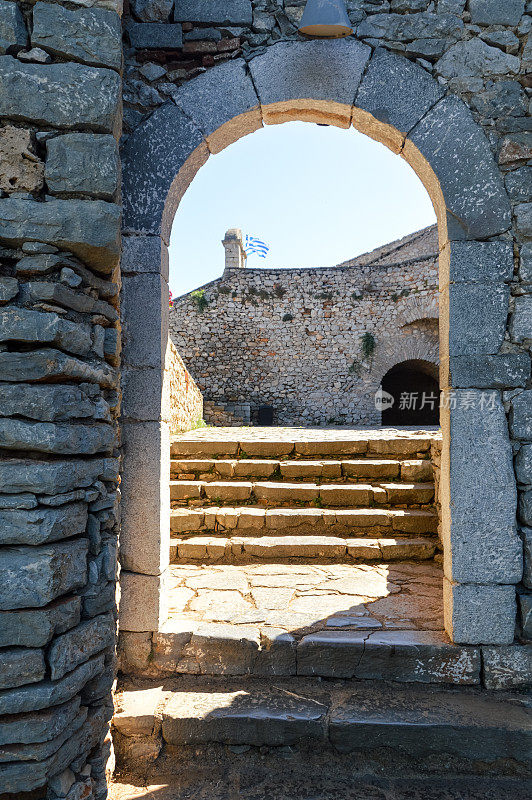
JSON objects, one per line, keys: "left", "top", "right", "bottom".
{"left": 171, "top": 457, "right": 433, "bottom": 482}
{"left": 146, "top": 621, "right": 477, "bottom": 683}
{"left": 170, "top": 535, "right": 438, "bottom": 563}
{"left": 113, "top": 677, "right": 531, "bottom": 768}
{"left": 170, "top": 434, "right": 435, "bottom": 459}
{"left": 170, "top": 506, "right": 438, "bottom": 535}
{"left": 170, "top": 479, "right": 435, "bottom": 506}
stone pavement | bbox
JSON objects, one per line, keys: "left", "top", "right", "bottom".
{"left": 166, "top": 561, "right": 444, "bottom": 634}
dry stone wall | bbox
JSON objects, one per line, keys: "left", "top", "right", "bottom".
{"left": 0, "top": 1, "right": 122, "bottom": 797}
{"left": 169, "top": 227, "right": 440, "bottom": 426}
{"left": 164, "top": 336, "right": 203, "bottom": 432}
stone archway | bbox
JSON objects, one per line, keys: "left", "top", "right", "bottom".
{"left": 119, "top": 40, "right": 520, "bottom": 647}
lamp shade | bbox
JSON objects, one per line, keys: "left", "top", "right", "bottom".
{"left": 299, "top": 0, "right": 353, "bottom": 38}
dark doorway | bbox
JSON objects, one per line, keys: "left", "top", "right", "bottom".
{"left": 381, "top": 359, "right": 439, "bottom": 426}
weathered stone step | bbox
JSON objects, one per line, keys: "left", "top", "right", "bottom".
{"left": 171, "top": 435, "right": 434, "bottom": 460}
{"left": 115, "top": 678, "right": 528, "bottom": 765}
{"left": 171, "top": 458, "right": 433, "bottom": 483}
{"left": 170, "top": 480, "right": 434, "bottom": 506}
{"left": 146, "top": 623, "right": 478, "bottom": 685}
{"left": 170, "top": 535, "right": 438, "bottom": 563}
{"left": 170, "top": 506, "right": 438, "bottom": 535}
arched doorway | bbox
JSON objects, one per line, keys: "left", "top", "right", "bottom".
{"left": 381, "top": 359, "right": 439, "bottom": 426}
{"left": 119, "top": 40, "right": 518, "bottom": 647}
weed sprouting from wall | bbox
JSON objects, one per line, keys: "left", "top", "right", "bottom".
{"left": 191, "top": 289, "right": 209, "bottom": 313}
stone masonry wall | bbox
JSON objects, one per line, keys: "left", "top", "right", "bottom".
{"left": 121, "top": 0, "right": 532, "bottom": 663}
{"left": 169, "top": 227, "right": 440, "bottom": 426}
{"left": 164, "top": 336, "right": 203, "bottom": 432}
{"left": 0, "top": 1, "right": 122, "bottom": 797}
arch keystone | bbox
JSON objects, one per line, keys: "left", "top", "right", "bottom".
{"left": 249, "top": 40, "right": 370, "bottom": 129}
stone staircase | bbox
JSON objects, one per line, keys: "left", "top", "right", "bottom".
{"left": 169, "top": 429, "right": 439, "bottom": 564}
{"left": 114, "top": 429, "right": 531, "bottom": 781}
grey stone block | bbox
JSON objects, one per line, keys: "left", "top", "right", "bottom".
{"left": 0, "top": 56, "right": 120, "bottom": 133}
{"left": 436, "top": 39, "right": 520, "bottom": 86}
{"left": 122, "top": 234, "right": 168, "bottom": 280}
{"left": 22, "top": 281, "right": 118, "bottom": 321}
{"left": 172, "top": 58, "right": 259, "bottom": 139}
{"left": 444, "top": 392, "right": 521, "bottom": 584}
{"left": 446, "top": 354, "right": 530, "bottom": 389}
{"left": 0, "top": 539, "right": 88, "bottom": 610}
{"left": 0, "top": 276, "right": 18, "bottom": 303}
{"left": 255, "top": 628, "right": 297, "bottom": 676}
{"left": 505, "top": 166, "right": 532, "bottom": 202}
{"left": 121, "top": 367, "right": 164, "bottom": 421}
{"left": 0, "top": 1, "right": 27, "bottom": 54}
{"left": 519, "top": 490, "right": 532, "bottom": 526}
{"left": 180, "top": 622, "right": 261, "bottom": 675}
{"left": 0, "top": 596, "right": 81, "bottom": 648}
{"left": 174, "top": 0, "right": 252, "bottom": 24}
{"left": 0, "top": 457, "right": 117, "bottom": 496}
{"left": 524, "top": 529, "right": 532, "bottom": 589}
{"left": 249, "top": 39, "right": 371, "bottom": 112}
{"left": 45, "top": 134, "right": 119, "bottom": 199}
{"left": 132, "top": 0, "right": 174, "bottom": 22}
{"left": 0, "top": 306, "right": 92, "bottom": 356}
{"left": 510, "top": 295, "right": 532, "bottom": 343}
{"left": 0, "top": 197, "right": 121, "bottom": 272}
{"left": 162, "top": 685, "right": 326, "bottom": 746}
{"left": 469, "top": 0, "right": 524, "bottom": 26}
{"left": 356, "top": 47, "right": 444, "bottom": 135}
{"left": 444, "top": 580, "right": 517, "bottom": 645}
{"left": 0, "top": 418, "right": 115, "bottom": 455}
{"left": 120, "top": 421, "right": 170, "bottom": 575}
{"left": 0, "top": 648, "right": 45, "bottom": 690}
{"left": 520, "top": 243, "right": 532, "bottom": 283}
{"left": 32, "top": 4, "right": 122, "bottom": 71}
{"left": 0, "top": 383, "right": 108, "bottom": 423}
{"left": 516, "top": 202, "right": 532, "bottom": 238}
{"left": 0, "top": 348, "right": 116, "bottom": 387}
{"left": 0, "top": 696, "right": 81, "bottom": 746}
{"left": 482, "top": 645, "right": 531, "bottom": 689}
{"left": 510, "top": 390, "right": 532, "bottom": 439}
{"left": 122, "top": 102, "right": 204, "bottom": 236}
{"left": 298, "top": 630, "right": 480, "bottom": 684}
{"left": 447, "top": 240, "right": 514, "bottom": 283}
{"left": 119, "top": 571, "right": 168, "bottom": 632}
{"left": 408, "top": 96, "right": 511, "bottom": 239}
{"left": 516, "top": 444, "right": 532, "bottom": 484}
{"left": 0, "top": 704, "right": 88, "bottom": 763}
{"left": 47, "top": 611, "right": 115, "bottom": 681}
{"left": 447, "top": 283, "right": 510, "bottom": 355}
{"left": 121, "top": 272, "right": 168, "bottom": 368}
{"left": 0, "top": 502, "right": 88, "bottom": 546}
{"left": 127, "top": 22, "right": 183, "bottom": 49}
{"left": 519, "top": 594, "right": 532, "bottom": 639}
{"left": 329, "top": 680, "right": 530, "bottom": 762}
{"left": 0, "top": 653, "right": 104, "bottom": 716}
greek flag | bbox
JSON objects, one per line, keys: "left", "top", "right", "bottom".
{"left": 245, "top": 235, "right": 269, "bottom": 258}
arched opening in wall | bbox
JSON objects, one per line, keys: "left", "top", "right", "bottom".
{"left": 167, "top": 121, "right": 438, "bottom": 428}
{"left": 381, "top": 359, "right": 440, "bottom": 427}
{"left": 119, "top": 46, "right": 518, "bottom": 716}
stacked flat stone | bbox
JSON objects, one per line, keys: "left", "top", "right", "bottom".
{"left": 0, "top": 0, "right": 122, "bottom": 797}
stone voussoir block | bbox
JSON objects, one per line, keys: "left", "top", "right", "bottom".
{"left": 446, "top": 240, "right": 514, "bottom": 284}
{"left": 407, "top": 95, "right": 511, "bottom": 239}
{"left": 31, "top": 3, "right": 122, "bottom": 71}
{"left": 355, "top": 47, "right": 444, "bottom": 138}
{"left": 446, "top": 283, "right": 510, "bottom": 356}
{"left": 249, "top": 39, "right": 371, "bottom": 128}
{"left": 0, "top": 56, "right": 121, "bottom": 134}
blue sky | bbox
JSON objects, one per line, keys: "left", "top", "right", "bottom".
{"left": 169, "top": 122, "right": 436, "bottom": 298}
